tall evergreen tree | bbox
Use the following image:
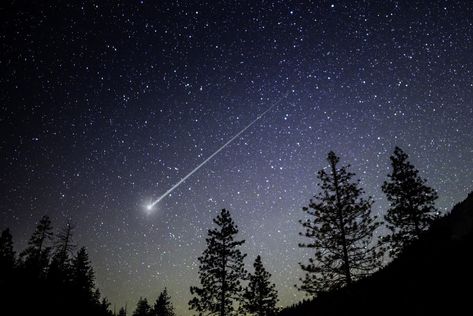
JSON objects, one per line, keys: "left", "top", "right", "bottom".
{"left": 241, "top": 255, "right": 278, "bottom": 316}
{"left": 153, "top": 288, "right": 175, "bottom": 316}
{"left": 71, "top": 247, "right": 96, "bottom": 303}
{"left": 133, "top": 297, "right": 151, "bottom": 316}
{"left": 382, "top": 147, "right": 439, "bottom": 257}
{"left": 189, "top": 209, "right": 247, "bottom": 316}
{"left": 53, "top": 221, "right": 75, "bottom": 266}
{"left": 0, "top": 228, "right": 16, "bottom": 273}
{"left": 299, "top": 151, "right": 381, "bottom": 295}
{"left": 0, "top": 228, "right": 16, "bottom": 303}
{"left": 20, "top": 215, "right": 54, "bottom": 277}
{"left": 49, "top": 221, "right": 75, "bottom": 284}
{"left": 98, "top": 297, "right": 114, "bottom": 316}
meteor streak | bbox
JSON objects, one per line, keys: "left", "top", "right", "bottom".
{"left": 146, "top": 92, "right": 289, "bottom": 210}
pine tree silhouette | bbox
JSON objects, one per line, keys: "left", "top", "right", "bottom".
{"left": 20, "top": 215, "right": 54, "bottom": 277}
{"left": 71, "top": 247, "right": 97, "bottom": 308}
{"left": 0, "top": 228, "right": 16, "bottom": 304}
{"left": 49, "top": 221, "right": 75, "bottom": 286}
{"left": 189, "top": 208, "right": 247, "bottom": 316}
{"left": 299, "top": 151, "right": 381, "bottom": 295}
{"left": 241, "top": 255, "right": 278, "bottom": 316}
{"left": 98, "top": 297, "right": 114, "bottom": 316}
{"left": 153, "top": 288, "right": 175, "bottom": 316}
{"left": 0, "top": 228, "right": 16, "bottom": 273}
{"left": 133, "top": 297, "right": 152, "bottom": 316}
{"left": 1, "top": 228, "right": 21, "bottom": 315}
{"left": 382, "top": 146, "right": 439, "bottom": 257}
{"left": 53, "top": 221, "right": 75, "bottom": 266}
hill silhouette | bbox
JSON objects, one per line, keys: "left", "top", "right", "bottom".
{"left": 280, "top": 192, "right": 473, "bottom": 316}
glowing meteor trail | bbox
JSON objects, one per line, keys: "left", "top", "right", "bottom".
{"left": 146, "top": 92, "right": 289, "bottom": 209}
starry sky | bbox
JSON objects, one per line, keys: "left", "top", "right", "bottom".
{"left": 1, "top": 1, "right": 473, "bottom": 315}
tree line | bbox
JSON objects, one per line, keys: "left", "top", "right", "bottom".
{"left": 188, "top": 146, "right": 439, "bottom": 315}
{"left": 0, "top": 217, "right": 114, "bottom": 316}
{"left": 0, "top": 146, "right": 439, "bottom": 315}
{"left": 130, "top": 288, "right": 175, "bottom": 316}
{"left": 0, "top": 217, "right": 176, "bottom": 316}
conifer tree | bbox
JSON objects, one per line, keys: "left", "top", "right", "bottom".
{"left": 0, "top": 228, "right": 16, "bottom": 305}
{"left": 241, "top": 255, "right": 278, "bottom": 316}
{"left": 53, "top": 221, "right": 75, "bottom": 266}
{"left": 0, "top": 228, "right": 16, "bottom": 273}
{"left": 98, "top": 297, "right": 114, "bottom": 316}
{"left": 133, "top": 297, "right": 151, "bottom": 316}
{"left": 189, "top": 209, "right": 247, "bottom": 316}
{"left": 20, "top": 215, "right": 54, "bottom": 277}
{"left": 299, "top": 151, "right": 381, "bottom": 295}
{"left": 71, "top": 247, "right": 96, "bottom": 302}
{"left": 153, "top": 288, "right": 175, "bottom": 316}
{"left": 49, "top": 221, "right": 75, "bottom": 284}
{"left": 0, "top": 228, "right": 16, "bottom": 314}
{"left": 382, "top": 147, "right": 439, "bottom": 257}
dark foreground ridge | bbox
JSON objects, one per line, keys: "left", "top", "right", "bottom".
{"left": 280, "top": 192, "right": 473, "bottom": 316}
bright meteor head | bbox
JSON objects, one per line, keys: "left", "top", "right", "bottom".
{"left": 144, "top": 203, "right": 155, "bottom": 215}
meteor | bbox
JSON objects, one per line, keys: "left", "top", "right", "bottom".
{"left": 145, "top": 92, "right": 289, "bottom": 210}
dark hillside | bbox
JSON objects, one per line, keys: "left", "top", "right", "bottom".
{"left": 280, "top": 192, "right": 473, "bottom": 316}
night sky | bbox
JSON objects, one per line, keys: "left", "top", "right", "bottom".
{"left": 1, "top": 1, "right": 473, "bottom": 315}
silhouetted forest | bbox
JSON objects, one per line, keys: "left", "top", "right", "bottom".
{"left": 0, "top": 217, "right": 176, "bottom": 316}
{"left": 1, "top": 147, "right": 472, "bottom": 316}
{"left": 0, "top": 217, "right": 115, "bottom": 316}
